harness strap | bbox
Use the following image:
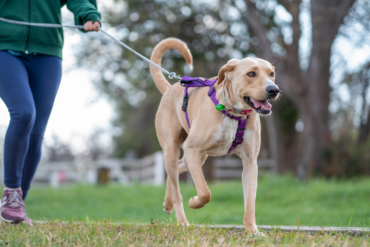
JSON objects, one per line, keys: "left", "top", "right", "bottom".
{"left": 181, "top": 76, "right": 218, "bottom": 128}
{"left": 180, "top": 76, "right": 250, "bottom": 155}
{"left": 182, "top": 85, "right": 191, "bottom": 127}
{"left": 228, "top": 118, "right": 248, "bottom": 153}
{"left": 207, "top": 83, "right": 249, "bottom": 154}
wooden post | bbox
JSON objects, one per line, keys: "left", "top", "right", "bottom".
{"left": 97, "top": 167, "right": 110, "bottom": 185}
{"left": 50, "top": 169, "right": 59, "bottom": 188}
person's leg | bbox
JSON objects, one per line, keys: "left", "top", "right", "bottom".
{"left": 0, "top": 51, "right": 36, "bottom": 190}
{"left": 21, "top": 54, "right": 62, "bottom": 200}
{"left": 0, "top": 51, "right": 36, "bottom": 223}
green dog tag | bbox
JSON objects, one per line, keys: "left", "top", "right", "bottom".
{"left": 216, "top": 104, "right": 225, "bottom": 111}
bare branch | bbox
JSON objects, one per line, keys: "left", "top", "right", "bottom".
{"left": 280, "top": 0, "right": 302, "bottom": 72}
{"left": 310, "top": 0, "right": 356, "bottom": 47}
{"left": 244, "top": 0, "right": 274, "bottom": 61}
{"left": 277, "top": 0, "right": 293, "bottom": 12}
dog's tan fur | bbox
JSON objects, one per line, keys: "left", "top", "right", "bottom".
{"left": 150, "top": 38, "right": 278, "bottom": 234}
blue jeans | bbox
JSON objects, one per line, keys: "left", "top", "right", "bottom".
{"left": 0, "top": 50, "right": 62, "bottom": 200}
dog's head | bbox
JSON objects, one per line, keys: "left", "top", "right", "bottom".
{"left": 217, "top": 57, "right": 279, "bottom": 116}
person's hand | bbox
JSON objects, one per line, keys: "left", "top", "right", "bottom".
{"left": 84, "top": 21, "right": 100, "bottom": 32}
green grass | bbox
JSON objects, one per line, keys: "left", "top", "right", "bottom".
{"left": 23, "top": 175, "right": 370, "bottom": 228}
{"left": 0, "top": 222, "right": 369, "bottom": 246}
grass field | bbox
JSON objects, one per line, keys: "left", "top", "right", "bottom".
{"left": 0, "top": 222, "right": 370, "bottom": 246}
{"left": 23, "top": 175, "right": 370, "bottom": 228}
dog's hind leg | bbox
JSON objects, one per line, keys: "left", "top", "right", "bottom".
{"left": 178, "top": 156, "right": 189, "bottom": 173}
{"left": 162, "top": 145, "right": 189, "bottom": 225}
{"left": 183, "top": 147, "right": 210, "bottom": 209}
{"left": 163, "top": 177, "right": 174, "bottom": 215}
{"left": 163, "top": 156, "right": 189, "bottom": 215}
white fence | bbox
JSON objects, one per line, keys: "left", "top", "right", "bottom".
{"left": 213, "top": 158, "right": 274, "bottom": 181}
{"left": 120, "top": 151, "right": 165, "bottom": 185}
{"left": 2, "top": 151, "right": 275, "bottom": 188}
{"left": 33, "top": 151, "right": 165, "bottom": 187}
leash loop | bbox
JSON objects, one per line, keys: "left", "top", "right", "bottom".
{"left": 0, "top": 17, "right": 182, "bottom": 81}
{"left": 168, "top": 72, "right": 177, "bottom": 80}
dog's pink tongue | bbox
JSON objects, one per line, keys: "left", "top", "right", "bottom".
{"left": 252, "top": 99, "right": 272, "bottom": 110}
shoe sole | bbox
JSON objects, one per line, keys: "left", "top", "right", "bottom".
{"left": 0, "top": 201, "right": 27, "bottom": 224}
{"left": 0, "top": 204, "right": 14, "bottom": 223}
{"left": 0, "top": 214, "right": 14, "bottom": 223}
{"left": 0, "top": 214, "right": 23, "bottom": 224}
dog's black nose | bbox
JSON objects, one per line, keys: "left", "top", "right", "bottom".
{"left": 266, "top": 85, "right": 279, "bottom": 97}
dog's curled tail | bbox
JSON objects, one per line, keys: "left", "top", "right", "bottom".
{"left": 150, "top": 38, "right": 193, "bottom": 94}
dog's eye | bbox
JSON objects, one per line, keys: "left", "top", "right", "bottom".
{"left": 270, "top": 72, "right": 275, "bottom": 77}
{"left": 247, "top": 72, "right": 256, "bottom": 77}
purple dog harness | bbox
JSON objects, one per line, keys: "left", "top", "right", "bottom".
{"left": 180, "top": 75, "right": 250, "bottom": 155}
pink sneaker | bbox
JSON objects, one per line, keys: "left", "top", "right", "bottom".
{"left": 22, "top": 212, "right": 33, "bottom": 226}
{"left": 0, "top": 189, "right": 26, "bottom": 223}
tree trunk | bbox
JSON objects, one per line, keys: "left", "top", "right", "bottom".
{"left": 298, "top": 102, "right": 318, "bottom": 179}
{"left": 244, "top": 0, "right": 356, "bottom": 177}
{"left": 357, "top": 66, "right": 370, "bottom": 144}
{"left": 358, "top": 108, "right": 370, "bottom": 144}
{"left": 298, "top": 0, "right": 356, "bottom": 177}
{"left": 265, "top": 115, "right": 279, "bottom": 173}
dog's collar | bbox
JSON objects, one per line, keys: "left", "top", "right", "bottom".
{"left": 222, "top": 81, "right": 253, "bottom": 116}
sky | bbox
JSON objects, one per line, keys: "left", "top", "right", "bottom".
{"left": 0, "top": 1, "right": 370, "bottom": 154}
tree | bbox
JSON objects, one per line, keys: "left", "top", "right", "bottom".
{"left": 243, "top": 0, "right": 357, "bottom": 177}
{"left": 341, "top": 62, "right": 370, "bottom": 145}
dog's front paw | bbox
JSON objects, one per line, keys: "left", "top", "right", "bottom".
{"left": 163, "top": 202, "right": 173, "bottom": 215}
{"left": 251, "top": 230, "right": 265, "bottom": 237}
{"left": 245, "top": 224, "right": 265, "bottom": 237}
{"left": 178, "top": 221, "right": 190, "bottom": 227}
{"left": 188, "top": 196, "right": 208, "bottom": 209}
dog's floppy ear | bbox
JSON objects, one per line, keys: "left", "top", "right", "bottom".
{"left": 217, "top": 59, "right": 239, "bottom": 84}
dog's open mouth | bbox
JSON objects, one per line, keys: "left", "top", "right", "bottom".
{"left": 244, "top": 97, "right": 272, "bottom": 115}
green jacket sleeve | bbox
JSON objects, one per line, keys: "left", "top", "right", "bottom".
{"left": 64, "top": 0, "right": 101, "bottom": 32}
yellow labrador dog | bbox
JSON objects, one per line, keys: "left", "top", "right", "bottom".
{"left": 150, "top": 38, "right": 279, "bottom": 234}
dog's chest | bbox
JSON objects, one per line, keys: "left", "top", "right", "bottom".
{"left": 216, "top": 117, "right": 239, "bottom": 141}
{"left": 208, "top": 117, "right": 247, "bottom": 155}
